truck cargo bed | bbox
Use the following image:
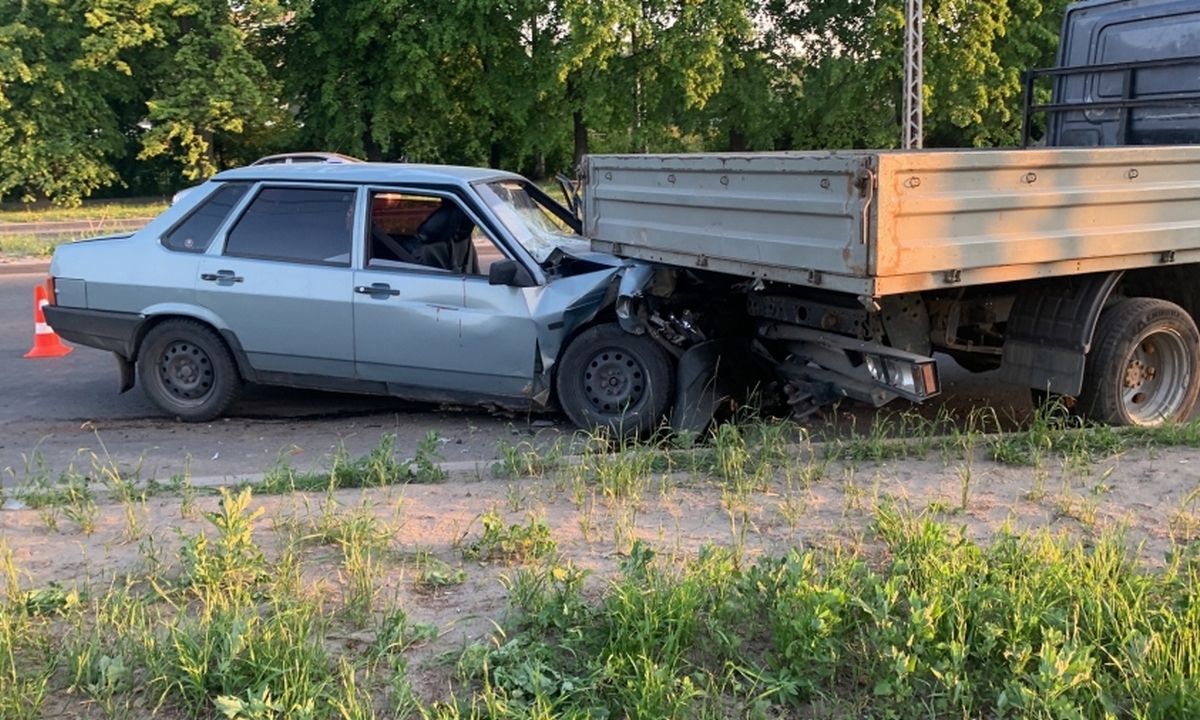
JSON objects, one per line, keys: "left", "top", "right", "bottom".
{"left": 583, "top": 147, "right": 1200, "bottom": 297}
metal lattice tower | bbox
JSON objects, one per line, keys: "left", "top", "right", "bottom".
{"left": 903, "top": 0, "right": 924, "bottom": 149}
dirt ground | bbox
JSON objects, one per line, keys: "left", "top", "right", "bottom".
{"left": 4, "top": 434, "right": 1200, "bottom": 705}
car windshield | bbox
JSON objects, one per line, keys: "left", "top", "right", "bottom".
{"left": 475, "top": 180, "right": 586, "bottom": 263}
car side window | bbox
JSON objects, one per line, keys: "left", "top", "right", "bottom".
{"left": 224, "top": 187, "right": 355, "bottom": 266}
{"left": 162, "top": 182, "right": 250, "bottom": 253}
{"left": 365, "top": 191, "right": 505, "bottom": 275}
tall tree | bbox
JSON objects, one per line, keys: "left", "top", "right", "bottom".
{"left": 772, "top": 0, "right": 1070, "bottom": 150}
{"left": 596, "top": 0, "right": 750, "bottom": 153}
{"left": 82, "top": 0, "right": 292, "bottom": 180}
{"left": 0, "top": 0, "right": 126, "bottom": 204}
{"left": 690, "top": 0, "right": 789, "bottom": 151}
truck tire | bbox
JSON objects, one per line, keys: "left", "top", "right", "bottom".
{"left": 137, "top": 319, "right": 243, "bottom": 422}
{"left": 556, "top": 323, "right": 674, "bottom": 436}
{"left": 1077, "top": 298, "right": 1200, "bottom": 426}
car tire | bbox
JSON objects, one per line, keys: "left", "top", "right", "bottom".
{"left": 1077, "top": 298, "right": 1200, "bottom": 426}
{"left": 137, "top": 319, "right": 243, "bottom": 422}
{"left": 556, "top": 323, "right": 674, "bottom": 436}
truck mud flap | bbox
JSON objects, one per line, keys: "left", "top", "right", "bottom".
{"left": 670, "top": 340, "right": 768, "bottom": 435}
{"left": 998, "top": 271, "right": 1121, "bottom": 395}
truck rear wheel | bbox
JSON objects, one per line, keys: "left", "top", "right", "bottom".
{"left": 138, "top": 319, "right": 243, "bottom": 422}
{"left": 1078, "top": 298, "right": 1200, "bottom": 426}
{"left": 556, "top": 323, "right": 674, "bottom": 436}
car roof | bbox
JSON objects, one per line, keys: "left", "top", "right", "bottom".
{"left": 213, "top": 162, "right": 525, "bottom": 186}
{"left": 250, "top": 151, "right": 364, "bottom": 165}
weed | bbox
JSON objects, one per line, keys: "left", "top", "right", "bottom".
{"left": 502, "top": 556, "right": 591, "bottom": 633}
{"left": 1168, "top": 480, "right": 1200, "bottom": 542}
{"left": 372, "top": 605, "right": 438, "bottom": 658}
{"left": 953, "top": 407, "right": 990, "bottom": 512}
{"left": 15, "top": 463, "right": 98, "bottom": 534}
{"left": 492, "top": 436, "right": 564, "bottom": 479}
{"left": 340, "top": 535, "right": 382, "bottom": 624}
{"left": 825, "top": 407, "right": 949, "bottom": 464}
{"left": 178, "top": 487, "right": 266, "bottom": 592}
{"left": 255, "top": 434, "right": 434, "bottom": 494}
{"left": 413, "top": 430, "right": 449, "bottom": 483}
{"left": 462, "top": 509, "right": 556, "bottom": 564}
{"left": 584, "top": 433, "right": 659, "bottom": 501}
{"left": 412, "top": 553, "right": 467, "bottom": 591}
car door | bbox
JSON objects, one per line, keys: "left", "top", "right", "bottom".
{"left": 352, "top": 189, "right": 541, "bottom": 399}
{"left": 196, "top": 184, "right": 358, "bottom": 378}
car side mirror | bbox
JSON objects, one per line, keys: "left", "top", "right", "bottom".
{"left": 488, "top": 259, "right": 537, "bottom": 287}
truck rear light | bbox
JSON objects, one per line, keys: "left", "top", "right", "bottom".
{"left": 864, "top": 352, "right": 940, "bottom": 400}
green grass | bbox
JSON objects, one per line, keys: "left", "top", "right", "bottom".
{"left": 0, "top": 199, "right": 167, "bottom": 224}
{"left": 0, "top": 198, "right": 165, "bottom": 259}
{"left": 5, "top": 415, "right": 1200, "bottom": 717}
{"left": 3, "top": 500, "right": 1196, "bottom": 718}
{"left": 0, "top": 234, "right": 74, "bottom": 259}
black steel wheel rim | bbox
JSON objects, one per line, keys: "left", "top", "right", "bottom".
{"left": 582, "top": 347, "right": 647, "bottom": 416}
{"left": 156, "top": 340, "right": 215, "bottom": 405}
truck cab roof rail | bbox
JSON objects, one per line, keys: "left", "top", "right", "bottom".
{"left": 1022, "top": 54, "right": 1200, "bottom": 148}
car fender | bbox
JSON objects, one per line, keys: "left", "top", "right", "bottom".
{"left": 138, "top": 303, "right": 230, "bottom": 335}
{"left": 528, "top": 266, "right": 624, "bottom": 394}
{"left": 133, "top": 304, "right": 257, "bottom": 382}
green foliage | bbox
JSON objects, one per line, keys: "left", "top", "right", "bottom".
{"left": 254, "top": 433, "right": 446, "bottom": 494}
{"left": 81, "top": 0, "right": 295, "bottom": 180}
{"left": 0, "top": 0, "right": 126, "bottom": 205}
{"left": 179, "top": 487, "right": 267, "bottom": 592}
{"left": 2, "top": 487, "right": 1199, "bottom": 718}
{"left": 414, "top": 431, "right": 450, "bottom": 483}
{"left": 774, "top": 0, "right": 1070, "bottom": 149}
{"left": 1, "top": 0, "right": 1076, "bottom": 201}
{"left": 0, "top": 0, "right": 293, "bottom": 203}
{"left": 458, "top": 512, "right": 1200, "bottom": 718}
{"left": 463, "top": 509, "right": 557, "bottom": 564}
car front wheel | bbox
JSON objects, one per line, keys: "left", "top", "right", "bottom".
{"left": 556, "top": 323, "right": 674, "bottom": 436}
{"left": 137, "top": 319, "right": 243, "bottom": 422}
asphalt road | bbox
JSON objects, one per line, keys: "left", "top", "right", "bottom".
{"left": 1, "top": 272, "right": 155, "bottom": 424}
{"left": 0, "top": 271, "right": 541, "bottom": 489}
{"left": 0, "top": 268, "right": 1047, "bottom": 493}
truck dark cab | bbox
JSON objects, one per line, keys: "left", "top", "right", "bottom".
{"left": 1024, "top": 0, "right": 1200, "bottom": 147}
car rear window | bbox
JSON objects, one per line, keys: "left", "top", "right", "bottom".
{"left": 223, "top": 187, "right": 355, "bottom": 266}
{"left": 162, "top": 183, "right": 251, "bottom": 253}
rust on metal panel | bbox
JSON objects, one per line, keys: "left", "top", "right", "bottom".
{"left": 875, "top": 146, "right": 1200, "bottom": 289}
{"left": 587, "top": 146, "right": 1200, "bottom": 297}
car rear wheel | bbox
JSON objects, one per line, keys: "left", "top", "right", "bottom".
{"left": 556, "top": 323, "right": 674, "bottom": 436}
{"left": 138, "top": 319, "right": 242, "bottom": 422}
{"left": 1077, "top": 298, "right": 1200, "bottom": 426}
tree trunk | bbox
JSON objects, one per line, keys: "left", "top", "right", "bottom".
{"left": 729, "top": 129, "right": 747, "bottom": 152}
{"left": 362, "top": 132, "right": 383, "bottom": 162}
{"left": 573, "top": 108, "right": 589, "bottom": 170}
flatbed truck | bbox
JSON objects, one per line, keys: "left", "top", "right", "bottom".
{"left": 572, "top": 0, "right": 1200, "bottom": 431}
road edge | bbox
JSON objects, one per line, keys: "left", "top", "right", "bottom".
{"left": 0, "top": 260, "right": 50, "bottom": 277}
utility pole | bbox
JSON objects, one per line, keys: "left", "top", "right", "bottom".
{"left": 903, "top": 0, "right": 923, "bottom": 149}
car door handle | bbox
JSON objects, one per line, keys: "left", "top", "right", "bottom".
{"left": 355, "top": 284, "right": 400, "bottom": 296}
{"left": 201, "top": 270, "right": 243, "bottom": 283}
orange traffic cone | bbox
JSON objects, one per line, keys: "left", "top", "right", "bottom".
{"left": 24, "top": 284, "right": 73, "bottom": 358}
